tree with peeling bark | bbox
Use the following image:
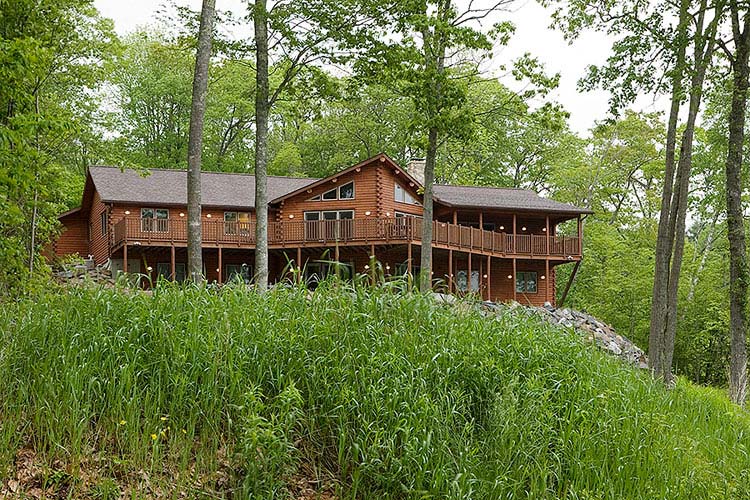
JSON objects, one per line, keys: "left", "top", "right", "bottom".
{"left": 717, "top": 0, "right": 750, "bottom": 405}
{"left": 186, "top": 0, "right": 216, "bottom": 283}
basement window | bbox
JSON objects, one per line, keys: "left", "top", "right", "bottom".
{"left": 516, "top": 272, "right": 538, "bottom": 294}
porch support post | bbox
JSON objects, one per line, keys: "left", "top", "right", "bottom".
{"left": 407, "top": 242, "right": 412, "bottom": 276}
{"left": 559, "top": 260, "right": 581, "bottom": 308}
{"left": 170, "top": 245, "right": 176, "bottom": 280}
{"left": 218, "top": 247, "right": 222, "bottom": 284}
{"left": 448, "top": 249, "right": 453, "bottom": 293}
{"left": 297, "top": 247, "right": 302, "bottom": 283}
{"left": 512, "top": 214, "right": 517, "bottom": 254}
{"left": 123, "top": 244, "right": 128, "bottom": 276}
{"left": 512, "top": 257, "right": 517, "bottom": 302}
{"left": 479, "top": 211, "right": 483, "bottom": 229}
{"left": 545, "top": 258, "right": 550, "bottom": 304}
{"left": 453, "top": 210, "right": 457, "bottom": 224}
{"left": 486, "top": 254, "right": 491, "bottom": 302}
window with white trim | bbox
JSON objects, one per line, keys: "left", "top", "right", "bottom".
{"left": 394, "top": 183, "right": 419, "bottom": 205}
{"left": 312, "top": 181, "right": 355, "bottom": 201}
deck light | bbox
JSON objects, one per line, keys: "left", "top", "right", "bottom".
{"left": 385, "top": 264, "right": 390, "bottom": 270}
{"left": 147, "top": 266, "right": 153, "bottom": 272}
{"left": 386, "top": 212, "right": 391, "bottom": 216}
{"left": 483, "top": 274, "right": 487, "bottom": 279}
{"left": 365, "top": 211, "right": 371, "bottom": 216}
{"left": 499, "top": 225, "right": 504, "bottom": 230}
{"left": 179, "top": 212, "right": 185, "bottom": 217}
{"left": 206, "top": 214, "right": 212, "bottom": 218}
{"left": 124, "top": 210, "right": 131, "bottom": 215}
{"left": 364, "top": 265, "right": 370, "bottom": 270}
{"left": 542, "top": 227, "right": 546, "bottom": 232}
{"left": 288, "top": 214, "right": 294, "bottom": 219}
{"left": 541, "top": 275, "right": 546, "bottom": 280}
{"left": 507, "top": 274, "right": 513, "bottom": 279}
{"left": 521, "top": 226, "right": 527, "bottom": 231}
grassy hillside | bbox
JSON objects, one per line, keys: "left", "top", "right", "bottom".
{"left": 1, "top": 281, "right": 749, "bottom": 499}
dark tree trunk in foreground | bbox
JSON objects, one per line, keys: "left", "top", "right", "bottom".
{"left": 254, "top": 0, "right": 270, "bottom": 290}
{"left": 725, "top": 3, "right": 750, "bottom": 405}
{"left": 187, "top": 0, "right": 216, "bottom": 283}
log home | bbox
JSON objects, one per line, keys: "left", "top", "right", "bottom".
{"left": 52, "top": 153, "right": 591, "bottom": 306}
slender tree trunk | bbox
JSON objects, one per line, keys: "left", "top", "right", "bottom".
{"left": 186, "top": 0, "right": 216, "bottom": 283}
{"left": 725, "top": 5, "right": 750, "bottom": 405}
{"left": 254, "top": 0, "right": 270, "bottom": 290}
{"left": 420, "top": 127, "right": 437, "bottom": 291}
{"left": 649, "top": 0, "right": 690, "bottom": 379}
{"left": 419, "top": 0, "right": 448, "bottom": 293}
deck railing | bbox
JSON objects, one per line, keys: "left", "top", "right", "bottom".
{"left": 112, "top": 216, "right": 581, "bottom": 257}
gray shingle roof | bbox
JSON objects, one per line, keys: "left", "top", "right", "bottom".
{"left": 89, "top": 166, "right": 317, "bottom": 209}
{"left": 86, "top": 165, "right": 590, "bottom": 215}
{"left": 433, "top": 184, "right": 591, "bottom": 214}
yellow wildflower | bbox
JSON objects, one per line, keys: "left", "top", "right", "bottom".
{"left": 119, "top": 420, "right": 126, "bottom": 426}
{"left": 151, "top": 433, "right": 158, "bottom": 441}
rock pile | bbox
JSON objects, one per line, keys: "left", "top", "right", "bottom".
{"left": 54, "top": 259, "right": 117, "bottom": 288}
{"left": 433, "top": 294, "right": 649, "bottom": 369}
{"left": 535, "top": 304, "right": 648, "bottom": 369}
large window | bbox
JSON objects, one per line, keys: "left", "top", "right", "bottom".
{"left": 156, "top": 262, "right": 186, "bottom": 283}
{"left": 224, "top": 211, "right": 251, "bottom": 235}
{"left": 226, "top": 263, "right": 252, "bottom": 283}
{"left": 456, "top": 270, "right": 480, "bottom": 292}
{"left": 310, "top": 181, "right": 355, "bottom": 201}
{"left": 304, "top": 210, "right": 354, "bottom": 240}
{"left": 395, "top": 183, "right": 419, "bottom": 205}
{"left": 141, "top": 208, "right": 169, "bottom": 232}
{"left": 516, "top": 271, "right": 538, "bottom": 293}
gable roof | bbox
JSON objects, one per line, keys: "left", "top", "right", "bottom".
{"left": 433, "top": 184, "right": 592, "bottom": 215}
{"left": 81, "top": 157, "right": 590, "bottom": 216}
{"left": 268, "top": 153, "right": 423, "bottom": 205}
{"left": 88, "top": 166, "right": 317, "bottom": 209}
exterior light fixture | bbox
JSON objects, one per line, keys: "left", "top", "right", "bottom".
{"left": 541, "top": 275, "right": 546, "bottom": 280}
{"left": 365, "top": 211, "right": 371, "bottom": 216}
{"left": 332, "top": 178, "right": 337, "bottom": 183}
{"left": 386, "top": 212, "right": 391, "bottom": 216}
{"left": 385, "top": 264, "right": 390, "bottom": 270}
{"left": 542, "top": 227, "right": 546, "bottom": 232}
{"left": 364, "top": 265, "right": 370, "bottom": 270}
{"left": 147, "top": 266, "right": 153, "bottom": 272}
{"left": 521, "top": 226, "right": 527, "bottom": 231}
{"left": 124, "top": 210, "right": 131, "bottom": 215}
{"left": 507, "top": 274, "right": 513, "bottom": 279}
{"left": 483, "top": 274, "right": 488, "bottom": 279}
{"left": 179, "top": 212, "right": 185, "bottom": 217}
{"left": 206, "top": 214, "right": 212, "bottom": 218}
{"left": 288, "top": 214, "right": 294, "bottom": 219}
{"left": 499, "top": 225, "right": 504, "bottom": 230}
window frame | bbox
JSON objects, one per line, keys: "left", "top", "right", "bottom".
{"left": 310, "top": 181, "right": 355, "bottom": 202}
{"left": 100, "top": 210, "right": 108, "bottom": 236}
{"left": 516, "top": 271, "right": 538, "bottom": 294}
{"left": 394, "top": 182, "right": 420, "bottom": 205}
{"left": 141, "top": 207, "right": 169, "bottom": 232}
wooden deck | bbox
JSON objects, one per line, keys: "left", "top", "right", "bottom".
{"left": 112, "top": 216, "right": 581, "bottom": 259}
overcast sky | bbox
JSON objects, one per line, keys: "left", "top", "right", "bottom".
{"left": 93, "top": 0, "right": 665, "bottom": 135}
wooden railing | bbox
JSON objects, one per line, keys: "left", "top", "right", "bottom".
{"left": 112, "top": 216, "right": 581, "bottom": 257}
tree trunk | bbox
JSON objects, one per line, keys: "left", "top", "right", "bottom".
{"left": 420, "top": 126, "right": 437, "bottom": 291}
{"left": 254, "top": 0, "right": 270, "bottom": 290}
{"left": 649, "top": 0, "right": 690, "bottom": 380}
{"left": 186, "top": 0, "right": 216, "bottom": 283}
{"left": 725, "top": 5, "right": 750, "bottom": 405}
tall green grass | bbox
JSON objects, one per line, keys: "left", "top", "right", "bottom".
{"left": 1, "top": 280, "right": 749, "bottom": 498}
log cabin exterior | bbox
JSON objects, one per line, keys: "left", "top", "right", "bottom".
{"left": 52, "top": 153, "right": 591, "bottom": 306}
